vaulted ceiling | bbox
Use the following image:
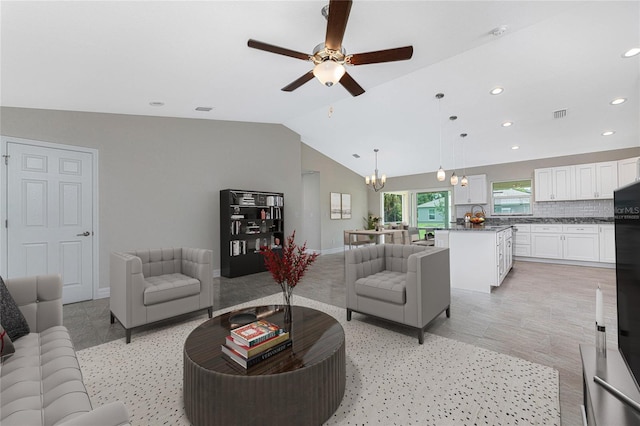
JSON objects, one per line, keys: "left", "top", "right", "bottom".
{"left": 2, "top": 1, "right": 638, "bottom": 178}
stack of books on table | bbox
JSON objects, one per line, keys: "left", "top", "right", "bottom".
{"left": 221, "top": 319, "right": 291, "bottom": 368}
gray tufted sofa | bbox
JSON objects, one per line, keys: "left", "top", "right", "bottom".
{"left": 110, "top": 247, "right": 213, "bottom": 343}
{"left": 1, "top": 274, "right": 130, "bottom": 426}
{"left": 345, "top": 244, "right": 451, "bottom": 344}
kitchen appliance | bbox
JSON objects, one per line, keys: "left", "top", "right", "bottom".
{"left": 615, "top": 180, "right": 640, "bottom": 391}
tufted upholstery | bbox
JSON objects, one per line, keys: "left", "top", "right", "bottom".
{"left": 1, "top": 275, "right": 130, "bottom": 426}
{"left": 110, "top": 247, "right": 213, "bottom": 343}
{"left": 346, "top": 244, "right": 451, "bottom": 344}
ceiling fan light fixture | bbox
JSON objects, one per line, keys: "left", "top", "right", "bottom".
{"left": 313, "top": 60, "right": 345, "bottom": 87}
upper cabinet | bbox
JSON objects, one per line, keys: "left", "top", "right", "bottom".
{"left": 453, "top": 174, "right": 487, "bottom": 205}
{"left": 534, "top": 166, "right": 574, "bottom": 201}
{"left": 535, "top": 160, "right": 622, "bottom": 202}
{"left": 575, "top": 161, "right": 618, "bottom": 200}
{"left": 618, "top": 157, "right": 640, "bottom": 188}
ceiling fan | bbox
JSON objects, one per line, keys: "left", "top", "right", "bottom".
{"left": 247, "top": 0, "right": 413, "bottom": 97}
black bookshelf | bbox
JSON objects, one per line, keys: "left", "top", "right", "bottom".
{"left": 220, "top": 189, "right": 284, "bottom": 278}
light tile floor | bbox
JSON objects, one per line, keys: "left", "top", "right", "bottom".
{"left": 65, "top": 252, "right": 616, "bottom": 426}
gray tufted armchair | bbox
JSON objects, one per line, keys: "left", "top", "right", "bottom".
{"left": 345, "top": 244, "right": 450, "bottom": 344}
{"left": 110, "top": 247, "right": 213, "bottom": 343}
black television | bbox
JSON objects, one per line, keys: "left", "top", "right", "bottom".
{"left": 615, "top": 180, "right": 640, "bottom": 391}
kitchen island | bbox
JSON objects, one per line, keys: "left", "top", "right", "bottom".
{"left": 435, "top": 225, "right": 513, "bottom": 293}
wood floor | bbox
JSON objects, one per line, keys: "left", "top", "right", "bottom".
{"left": 64, "top": 253, "right": 616, "bottom": 426}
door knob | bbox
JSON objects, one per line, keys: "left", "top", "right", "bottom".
{"left": 76, "top": 231, "right": 91, "bottom": 237}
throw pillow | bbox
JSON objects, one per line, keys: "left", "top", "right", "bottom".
{"left": 0, "top": 324, "right": 15, "bottom": 359}
{"left": 0, "top": 276, "right": 30, "bottom": 340}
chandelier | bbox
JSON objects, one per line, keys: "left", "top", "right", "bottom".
{"left": 365, "top": 149, "right": 386, "bottom": 192}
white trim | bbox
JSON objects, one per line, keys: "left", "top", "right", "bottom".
{"left": 96, "top": 287, "right": 110, "bottom": 299}
{"left": 514, "top": 256, "right": 615, "bottom": 269}
{"left": 213, "top": 268, "right": 221, "bottom": 278}
{"left": 0, "top": 136, "right": 100, "bottom": 300}
{"left": 322, "top": 247, "right": 345, "bottom": 255}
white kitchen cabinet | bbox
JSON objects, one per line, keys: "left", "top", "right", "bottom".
{"left": 513, "top": 224, "right": 531, "bottom": 256}
{"left": 453, "top": 174, "right": 487, "bottom": 205}
{"left": 434, "top": 230, "right": 449, "bottom": 248}
{"left": 530, "top": 224, "right": 599, "bottom": 261}
{"left": 618, "top": 157, "right": 640, "bottom": 188}
{"left": 447, "top": 227, "right": 513, "bottom": 293}
{"left": 575, "top": 162, "right": 618, "bottom": 200}
{"left": 599, "top": 224, "right": 615, "bottom": 263}
{"left": 534, "top": 166, "right": 574, "bottom": 201}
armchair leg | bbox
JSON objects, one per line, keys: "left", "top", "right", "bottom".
{"left": 126, "top": 329, "right": 132, "bottom": 344}
{"left": 208, "top": 307, "right": 213, "bottom": 318}
{"left": 418, "top": 329, "right": 424, "bottom": 345}
{"left": 110, "top": 312, "right": 115, "bottom": 324}
{"left": 446, "top": 306, "right": 450, "bottom": 318}
{"left": 346, "top": 309, "right": 352, "bottom": 321}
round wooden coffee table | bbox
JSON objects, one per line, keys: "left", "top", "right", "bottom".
{"left": 183, "top": 305, "right": 346, "bottom": 425}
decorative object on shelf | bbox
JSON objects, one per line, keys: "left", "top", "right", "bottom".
{"left": 435, "top": 93, "right": 446, "bottom": 182}
{"left": 460, "top": 133, "right": 468, "bottom": 187}
{"left": 330, "top": 192, "right": 341, "bottom": 219}
{"left": 596, "top": 284, "right": 606, "bottom": 355}
{"left": 260, "top": 231, "right": 319, "bottom": 322}
{"left": 341, "top": 193, "right": 351, "bottom": 219}
{"left": 365, "top": 149, "right": 386, "bottom": 192}
{"left": 449, "top": 115, "right": 459, "bottom": 186}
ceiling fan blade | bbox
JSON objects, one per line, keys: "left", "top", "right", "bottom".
{"left": 339, "top": 72, "right": 365, "bottom": 97}
{"left": 282, "top": 71, "right": 315, "bottom": 92}
{"left": 325, "top": 0, "right": 352, "bottom": 51}
{"left": 247, "top": 39, "right": 310, "bottom": 61}
{"left": 349, "top": 46, "right": 414, "bottom": 66}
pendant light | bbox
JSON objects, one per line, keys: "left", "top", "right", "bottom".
{"left": 460, "top": 133, "right": 468, "bottom": 187}
{"left": 435, "top": 93, "right": 446, "bottom": 181}
{"left": 365, "top": 149, "right": 386, "bottom": 192}
{"left": 449, "top": 115, "right": 458, "bottom": 186}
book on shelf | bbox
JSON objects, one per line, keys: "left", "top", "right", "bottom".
{"left": 221, "top": 339, "right": 292, "bottom": 368}
{"left": 230, "top": 319, "right": 282, "bottom": 347}
{"left": 225, "top": 330, "right": 290, "bottom": 358}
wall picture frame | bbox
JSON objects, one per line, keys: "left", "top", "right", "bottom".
{"left": 341, "top": 193, "right": 351, "bottom": 219}
{"left": 330, "top": 192, "right": 341, "bottom": 220}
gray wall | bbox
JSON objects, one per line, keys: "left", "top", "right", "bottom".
{"left": 301, "top": 143, "right": 369, "bottom": 252}
{"left": 1, "top": 107, "right": 303, "bottom": 291}
{"left": 369, "top": 147, "right": 640, "bottom": 219}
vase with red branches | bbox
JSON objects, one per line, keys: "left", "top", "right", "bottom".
{"left": 260, "top": 231, "right": 319, "bottom": 323}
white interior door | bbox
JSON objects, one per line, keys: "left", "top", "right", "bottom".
{"left": 7, "top": 141, "right": 94, "bottom": 304}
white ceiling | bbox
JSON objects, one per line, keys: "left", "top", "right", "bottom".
{"left": 1, "top": 1, "right": 639, "bottom": 178}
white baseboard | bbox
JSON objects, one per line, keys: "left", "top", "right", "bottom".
{"left": 515, "top": 256, "right": 615, "bottom": 269}
{"left": 321, "top": 247, "right": 345, "bottom": 255}
{"left": 96, "top": 287, "right": 110, "bottom": 299}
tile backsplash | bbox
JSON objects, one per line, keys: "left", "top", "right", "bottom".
{"left": 531, "top": 199, "right": 613, "bottom": 218}
{"left": 456, "top": 199, "right": 613, "bottom": 219}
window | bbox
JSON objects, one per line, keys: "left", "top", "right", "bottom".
{"left": 416, "top": 190, "right": 450, "bottom": 238}
{"left": 492, "top": 180, "right": 532, "bottom": 215}
{"left": 383, "top": 193, "right": 404, "bottom": 223}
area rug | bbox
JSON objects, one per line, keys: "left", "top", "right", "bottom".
{"left": 77, "top": 294, "right": 560, "bottom": 425}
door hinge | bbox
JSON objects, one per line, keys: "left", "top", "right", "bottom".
{"left": 2, "top": 155, "right": 9, "bottom": 165}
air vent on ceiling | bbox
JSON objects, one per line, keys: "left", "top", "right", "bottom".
{"left": 352, "top": 154, "right": 360, "bottom": 158}
{"left": 553, "top": 109, "right": 567, "bottom": 119}
{"left": 195, "top": 106, "right": 213, "bottom": 112}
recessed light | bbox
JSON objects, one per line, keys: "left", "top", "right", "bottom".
{"left": 502, "top": 121, "right": 513, "bottom": 127}
{"left": 610, "top": 98, "right": 627, "bottom": 105}
{"left": 511, "top": 145, "right": 519, "bottom": 150}
{"left": 602, "top": 131, "right": 615, "bottom": 136}
{"left": 149, "top": 101, "right": 164, "bottom": 107}
{"left": 490, "top": 87, "right": 504, "bottom": 95}
{"left": 195, "top": 106, "right": 213, "bottom": 112}
{"left": 622, "top": 47, "right": 640, "bottom": 58}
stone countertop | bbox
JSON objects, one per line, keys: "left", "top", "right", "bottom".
{"left": 443, "top": 224, "right": 513, "bottom": 232}
{"left": 453, "top": 217, "right": 613, "bottom": 226}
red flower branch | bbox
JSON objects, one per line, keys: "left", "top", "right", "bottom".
{"left": 260, "top": 231, "right": 319, "bottom": 296}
